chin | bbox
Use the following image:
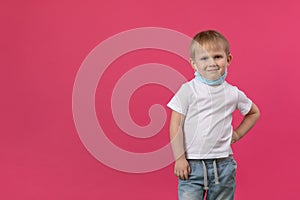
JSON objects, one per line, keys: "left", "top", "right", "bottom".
{"left": 206, "top": 75, "right": 221, "bottom": 80}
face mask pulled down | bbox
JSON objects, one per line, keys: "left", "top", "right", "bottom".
{"left": 194, "top": 70, "right": 227, "bottom": 86}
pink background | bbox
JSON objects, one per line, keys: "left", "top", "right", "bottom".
{"left": 1, "top": 0, "right": 299, "bottom": 199}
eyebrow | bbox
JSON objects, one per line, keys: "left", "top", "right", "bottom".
{"left": 199, "top": 56, "right": 209, "bottom": 60}
{"left": 213, "top": 54, "right": 224, "bottom": 57}
{"left": 199, "top": 53, "right": 223, "bottom": 59}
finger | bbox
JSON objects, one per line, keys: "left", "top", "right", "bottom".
{"left": 179, "top": 171, "right": 184, "bottom": 180}
{"left": 175, "top": 171, "right": 182, "bottom": 179}
{"left": 174, "top": 171, "right": 179, "bottom": 178}
{"left": 187, "top": 165, "right": 191, "bottom": 174}
{"left": 183, "top": 170, "right": 188, "bottom": 180}
{"left": 231, "top": 137, "right": 235, "bottom": 143}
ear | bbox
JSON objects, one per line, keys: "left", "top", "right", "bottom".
{"left": 227, "top": 53, "right": 233, "bottom": 65}
{"left": 190, "top": 58, "right": 197, "bottom": 70}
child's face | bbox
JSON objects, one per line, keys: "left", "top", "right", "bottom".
{"left": 191, "top": 43, "right": 232, "bottom": 80}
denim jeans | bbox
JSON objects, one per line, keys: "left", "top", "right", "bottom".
{"left": 178, "top": 156, "right": 237, "bottom": 200}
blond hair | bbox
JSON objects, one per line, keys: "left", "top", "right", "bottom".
{"left": 190, "top": 30, "right": 230, "bottom": 60}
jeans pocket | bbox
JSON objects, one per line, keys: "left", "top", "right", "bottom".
{"left": 230, "top": 157, "right": 237, "bottom": 180}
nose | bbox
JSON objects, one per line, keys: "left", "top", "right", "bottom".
{"left": 207, "top": 56, "right": 217, "bottom": 66}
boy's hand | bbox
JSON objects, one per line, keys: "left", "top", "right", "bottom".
{"left": 231, "top": 130, "right": 240, "bottom": 144}
{"left": 231, "top": 103, "right": 260, "bottom": 144}
{"left": 174, "top": 158, "right": 190, "bottom": 180}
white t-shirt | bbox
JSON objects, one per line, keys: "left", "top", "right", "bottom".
{"left": 167, "top": 79, "right": 252, "bottom": 159}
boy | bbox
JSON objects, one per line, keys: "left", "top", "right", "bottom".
{"left": 167, "top": 30, "right": 260, "bottom": 200}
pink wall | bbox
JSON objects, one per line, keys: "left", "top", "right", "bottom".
{"left": 1, "top": 0, "right": 299, "bottom": 199}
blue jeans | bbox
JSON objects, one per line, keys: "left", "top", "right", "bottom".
{"left": 178, "top": 156, "right": 237, "bottom": 200}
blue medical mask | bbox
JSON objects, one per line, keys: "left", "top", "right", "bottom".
{"left": 194, "top": 70, "right": 227, "bottom": 86}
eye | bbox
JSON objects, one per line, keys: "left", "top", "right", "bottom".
{"left": 200, "top": 56, "right": 209, "bottom": 61}
{"left": 214, "top": 55, "right": 223, "bottom": 59}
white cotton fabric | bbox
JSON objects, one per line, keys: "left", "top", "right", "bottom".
{"left": 167, "top": 79, "right": 252, "bottom": 159}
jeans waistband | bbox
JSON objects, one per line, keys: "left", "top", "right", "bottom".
{"left": 187, "top": 155, "right": 233, "bottom": 163}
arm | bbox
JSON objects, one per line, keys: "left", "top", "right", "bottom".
{"left": 231, "top": 102, "right": 260, "bottom": 143}
{"left": 169, "top": 111, "right": 190, "bottom": 180}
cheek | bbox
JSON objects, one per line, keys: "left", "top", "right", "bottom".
{"left": 197, "top": 65, "right": 206, "bottom": 71}
{"left": 196, "top": 61, "right": 209, "bottom": 68}
{"left": 216, "top": 60, "right": 227, "bottom": 66}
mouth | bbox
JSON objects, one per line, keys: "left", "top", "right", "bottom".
{"left": 206, "top": 66, "right": 220, "bottom": 72}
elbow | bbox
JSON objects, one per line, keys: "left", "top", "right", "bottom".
{"left": 257, "top": 109, "right": 261, "bottom": 118}
{"left": 254, "top": 105, "right": 261, "bottom": 121}
{"left": 255, "top": 110, "right": 260, "bottom": 122}
{"left": 247, "top": 103, "right": 260, "bottom": 122}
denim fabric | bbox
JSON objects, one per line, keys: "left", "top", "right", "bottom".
{"left": 178, "top": 156, "right": 237, "bottom": 200}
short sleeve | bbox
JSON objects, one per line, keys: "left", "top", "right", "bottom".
{"left": 167, "top": 84, "right": 190, "bottom": 116}
{"left": 237, "top": 89, "right": 253, "bottom": 115}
